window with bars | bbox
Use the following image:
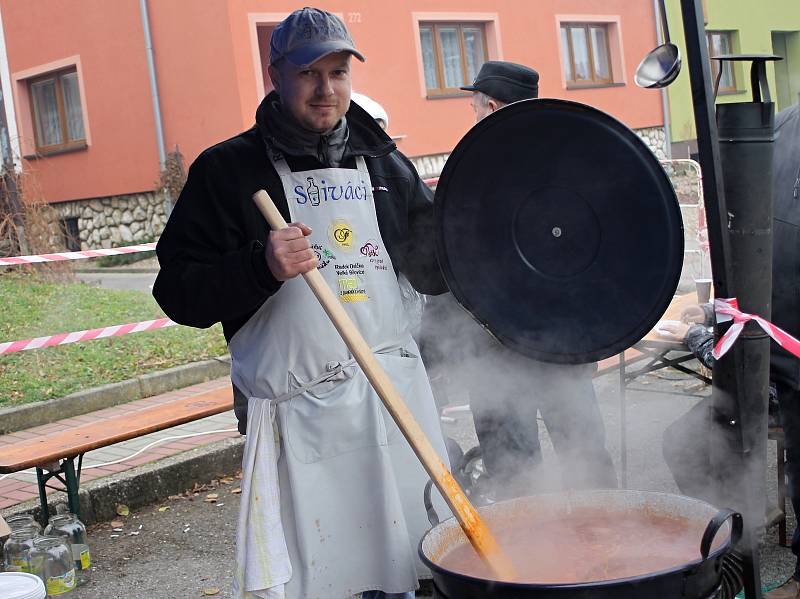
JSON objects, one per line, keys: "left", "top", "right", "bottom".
{"left": 560, "top": 23, "right": 613, "bottom": 87}
{"left": 28, "top": 68, "right": 86, "bottom": 154}
{"left": 706, "top": 31, "right": 737, "bottom": 93}
{"left": 59, "top": 217, "right": 80, "bottom": 251}
{"left": 419, "top": 22, "right": 488, "bottom": 96}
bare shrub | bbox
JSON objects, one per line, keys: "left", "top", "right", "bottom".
{"left": 0, "top": 166, "right": 73, "bottom": 280}
{"left": 158, "top": 146, "right": 186, "bottom": 209}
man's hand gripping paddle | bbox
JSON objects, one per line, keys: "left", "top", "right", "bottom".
{"left": 252, "top": 189, "right": 517, "bottom": 582}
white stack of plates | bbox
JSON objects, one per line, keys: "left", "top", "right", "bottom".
{"left": 0, "top": 572, "right": 47, "bottom": 599}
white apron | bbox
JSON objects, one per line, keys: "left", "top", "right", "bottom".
{"left": 230, "top": 148, "right": 450, "bottom": 599}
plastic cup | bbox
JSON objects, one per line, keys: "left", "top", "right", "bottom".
{"left": 695, "top": 279, "right": 712, "bottom": 304}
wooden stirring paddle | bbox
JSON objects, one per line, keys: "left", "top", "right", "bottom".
{"left": 252, "top": 189, "right": 517, "bottom": 581}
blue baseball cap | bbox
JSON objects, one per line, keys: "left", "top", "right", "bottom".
{"left": 270, "top": 7, "right": 365, "bottom": 67}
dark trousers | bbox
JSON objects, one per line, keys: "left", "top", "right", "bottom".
{"left": 469, "top": 357, "right": 617, "bottom": 499}
{"left": 233, "top": 383, "right": 248, "bottom": 435}
{"left": 663, "top": 383, "right": 800, "bottom": 579}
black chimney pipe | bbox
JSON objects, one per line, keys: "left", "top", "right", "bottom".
{"left": 710, "top": 55, "right": 778, "bottom": 599}
{"left": 679, "top": 2, "right": 778, "bottom": 598}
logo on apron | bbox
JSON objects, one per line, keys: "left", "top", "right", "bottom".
{"left": 335, "top": 261, "right": 368, "bottom": 303}
{"left": 361, "top": 239, "right": 388, "bottom": 272}
{"left": 330, "top": 219, "right": 355, "bottom": 251}
{"left": 360, "top": 241, "right": 379, "bottom": 257}
{"left": 337, "top": 274, "right": 368, "bottom": 302}
{"left": 312, "top": 243, "right": 335, "bottom": 269}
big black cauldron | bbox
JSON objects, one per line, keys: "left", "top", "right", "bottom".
{"left": 420, "top": 489, "right": 742, "bottom": 599}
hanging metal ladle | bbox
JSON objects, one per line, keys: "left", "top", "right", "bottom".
{"left": 635, "top": 0, "right": 682, "bottom": 88}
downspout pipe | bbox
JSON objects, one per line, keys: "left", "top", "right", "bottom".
{"left": 653, "top": 0, "right": 673, "bottom": 158}
{"left": 139, "top": 0, "right": 172, "bottom": 214}
{"left": 0, "top": 6, "right": 20, "bottom": 171}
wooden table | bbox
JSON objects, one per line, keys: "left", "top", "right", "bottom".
{"left": 624, "top": 293, "right": 712, "bottom": 387}
{"left": 610, "top": 293, "right": 712, "bottom": 486}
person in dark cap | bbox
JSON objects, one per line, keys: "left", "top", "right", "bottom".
{"left": 460, "top": 60, "right": 540, "bottom": 121}
{"left": 153, "top": 7, "right": 450, "bottom": 599}
{"left": 420, "top": 59, "right": 617, "bottom": 503}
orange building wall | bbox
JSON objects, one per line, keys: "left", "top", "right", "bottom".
{"left": 147, "top": 1, "right": 245, "bottom": 170}
{"left": 2, "top": 0, "right": 663, "bottom": 204}
{"left": 226, "top": 0, "right": 664, "bottom": 158}
{"left": 2, "top": 0, "right": 252, "bottom": 203}
{"left": 2, "top": 0, "right": 159, "bottom": 203}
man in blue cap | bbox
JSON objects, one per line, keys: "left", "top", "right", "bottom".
{"left": 153, "top": 7, "right": 450, "bottom": 599}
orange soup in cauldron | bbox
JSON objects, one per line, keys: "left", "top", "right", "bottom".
{"left": 437, "top": 506, "right": 716, "bottom": 584}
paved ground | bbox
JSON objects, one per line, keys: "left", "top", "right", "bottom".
{"left": 75, "top": 475, "right": 242, "bottom": 599}
{"left": 73, "top": 256, "right": 159, "bottom": 293}
{"left": 74, "top": 270, "right": 158, "bottom": 293}
{"left": 25, "top": 365, "right": 793, "bottom": 599}
{"left": 72, "top": 475, "right": 435, "bottom": 599}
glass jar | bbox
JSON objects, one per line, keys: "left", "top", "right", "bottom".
{"left": 42, "top": 516, "right": 70, "bottom": 545}
{"left": 43, "top": 514, "right": 90, "bottom": 586}
{"left": 29, "top": 536, "right": 75, "bottom": 596}
{"left": 3, "top": 525, "right": 38, "bottom": 573}
{"left": 5, "top": 514, "right": 43, "bottom": 535}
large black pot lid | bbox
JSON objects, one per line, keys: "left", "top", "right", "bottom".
{"left": 435, "top": 99, "right": 684, "bottom": 364}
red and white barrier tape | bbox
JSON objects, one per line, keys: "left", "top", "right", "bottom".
{"left": 0, "top": 242, "right": 157, "bottom": 267}
{"left": 713, "top": 298, "right": 800, "bottom": 360}
{"left": 0, "top": 318, "right": 177, "bottom": 355}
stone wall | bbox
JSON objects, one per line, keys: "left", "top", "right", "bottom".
{"left": 408, "top": 153, "right": 450, "bottom": 181}
{"left": 634, "top": 126, "right": 668, "bottom": 160}
{"left": 54, "top": 191, "right": 169, "bottom": 250}
{"left": 409, "top": 127, "right": 667, "bottom": 182}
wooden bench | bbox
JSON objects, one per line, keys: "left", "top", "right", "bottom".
{"left": 0, "top": 387, "right": 233, "bottom": 522}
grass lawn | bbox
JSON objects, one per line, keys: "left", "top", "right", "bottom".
{"left": 0, "top": 271, "right": 228, "bottom": 407}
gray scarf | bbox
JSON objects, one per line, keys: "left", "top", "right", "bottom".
{"left": 265, "top": 99, "right": 349, "bottom": 167}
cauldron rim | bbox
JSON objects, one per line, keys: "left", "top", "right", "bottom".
{"left": 418, "top": 489, "right": 732, "bottom": 590}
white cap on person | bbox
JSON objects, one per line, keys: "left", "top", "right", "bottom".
{"left": 351, "top": 92, "right": 389, "bottom": 129}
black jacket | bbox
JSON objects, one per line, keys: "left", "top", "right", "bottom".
{"left": 153, "top": 93, "right": 446, "bottom": 342}
{"left": 771, "top": 104, "right": 800, "bottom": 390}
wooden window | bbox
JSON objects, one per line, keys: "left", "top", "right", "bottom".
{"left": 419, "top": 22, "right": 487, "bottom": 96}
{"left": 706, "top": 31, "right": 737, "bottom": 93}
{"left": 257, "top": 24, "right": 277, "bottom": 96}
{"left": 29, "top": 68, "right": 86, "bottom": 154}
{"left": 561, "top": 23, "right": 613, "bottom": 87}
